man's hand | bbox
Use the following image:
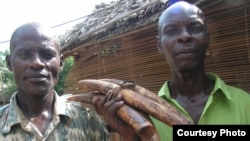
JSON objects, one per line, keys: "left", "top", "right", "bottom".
{"left": 93, "top": 90, "right": 141, "bottom": 141}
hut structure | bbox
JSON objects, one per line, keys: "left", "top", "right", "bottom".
{"left": 61, "top": 0, "right": 250, "bottom": 95}
{"left": 60, "top": 0, "right": 250, "bottom": 140}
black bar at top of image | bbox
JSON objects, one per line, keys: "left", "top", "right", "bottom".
{"left": 173, "top": 125, "right": 250, "bottom": 141}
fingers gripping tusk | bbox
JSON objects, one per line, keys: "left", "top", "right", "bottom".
{"left": 75, "top": 79, "right": 156, "bottom": 139}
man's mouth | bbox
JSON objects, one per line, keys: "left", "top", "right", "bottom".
{"left": 177, "top": 52, "right": 196, "bottom": 57}
{"left": 175, "top": 48, "right": 197, "bottom": 57}
{"left": 25, "top": 74, "right": 49, "bottom": 82}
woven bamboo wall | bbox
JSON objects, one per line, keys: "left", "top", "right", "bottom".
{"left": 64, "top": 2, "right": 250, "bottom": 96}
{"left": 203, "top": 2, "right": 250, "bottom": 92}
{"left": 63, "top": 2, "right": 250, "bottom": 141}
{"left": 63, "top": 26, "right": 165, "bottom": 94}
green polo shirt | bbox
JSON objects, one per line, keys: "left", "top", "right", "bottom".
{"left": 151, "top": 73, "right": 250, "bottom": 141}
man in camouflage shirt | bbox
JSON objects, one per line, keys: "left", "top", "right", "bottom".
{"left": 0, "top": 91, "right": 109, "bottom": 141}
{"left": 0, "top": 22, "right": 110, "bottom": 141}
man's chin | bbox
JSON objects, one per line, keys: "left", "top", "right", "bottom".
{"left": 23, "top": 85, "right": 52, "bottom": 96}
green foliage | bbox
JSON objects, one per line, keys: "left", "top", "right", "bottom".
{"left": 1, "top": 75, "right": 17, "bottom": 99}
{"left": 0, "top": 49, "right": 17, "bottom": 100}
{"left": 0, "top": 50, "right": 9, "bottom": 66}
{"left": 54, "top": 56, "right": 74, "bottom": 95}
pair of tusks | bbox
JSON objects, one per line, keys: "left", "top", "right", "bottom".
{"left": 67, "top": 79, "right": 193, "bottom": 141}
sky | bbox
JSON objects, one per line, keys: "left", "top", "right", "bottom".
{"left": 0, "top": 0, "right": 113, "bottom": 52}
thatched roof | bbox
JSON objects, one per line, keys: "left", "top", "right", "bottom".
{"left": 60, "top": 0, "right": 209, "bottom": 52}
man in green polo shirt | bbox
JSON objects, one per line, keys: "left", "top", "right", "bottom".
{"left": 150, "top": 1, "right": 250, "bottom": 141}
{"left": 67, "top": 1, "right": 250, "bottom": 141}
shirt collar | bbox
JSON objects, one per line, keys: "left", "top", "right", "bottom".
{"left": 2, "top": 91, "right": 72, "bottom": 134}
{"left": 158, "top": 73, "right": 233, "bottom": 101}
{"left": 54, "top": 92, "right": 72, "bottom": 118}
{"left": 206, "top": 72, "right": 233, "bottom": 101}
{"left": 2, "top": 92, "right": 24, "bottom": 133}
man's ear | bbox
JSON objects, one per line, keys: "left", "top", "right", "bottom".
{"left": 5, "top": 55, "right": 12, "bottom": 72}
{"left": 157, "top": 36, "right": 163, "bottom": 53}
{"left": 59, "top": 55, "right": 64, "bottom": 71}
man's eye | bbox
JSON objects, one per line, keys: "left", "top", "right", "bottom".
{"left": 164, "top": 28, "right": 178, "bottom": 35}
{"left": 190, "top": 25, "right": 204, "bottom": 33}
{"left": 18, "top": 52, "right": 30, "bottom": 59}
{"left": 42, "top": 52, "right": 55, "bottom": 59}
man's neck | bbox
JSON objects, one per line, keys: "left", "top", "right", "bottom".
{"left": 16, "top": 90, "right": 55, "bottom": 118}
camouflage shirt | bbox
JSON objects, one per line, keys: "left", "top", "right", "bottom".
{"left": 0, "top": 92, "right": 110, "bottom": 141}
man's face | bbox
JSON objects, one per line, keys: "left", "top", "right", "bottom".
{"left": 158, "top": 3, "right": 209, "bottom": 72}
{"left": 8, "top": 26, "right": 62, "bottom": 95}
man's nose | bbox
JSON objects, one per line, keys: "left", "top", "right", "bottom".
{"left": 178, "top": 28, "right": 192, "bottom": 43}
{"left": 30, "top": 54, "right": 45, "bottom": 69}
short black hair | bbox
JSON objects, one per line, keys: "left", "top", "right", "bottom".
{"left": 9, "top": 22, "right": 60, "bottom": 53}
